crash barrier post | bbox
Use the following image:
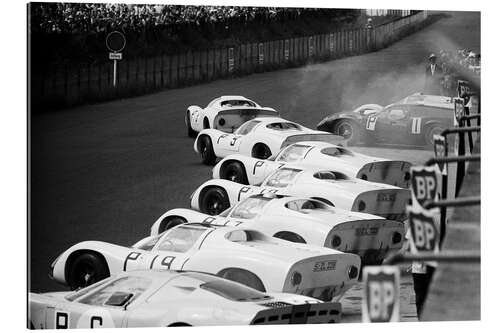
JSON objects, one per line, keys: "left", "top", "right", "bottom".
{"left": 424, "top": 155, "right": 480, "bottom": 242}
{"left": 385, "top": 251, "right": 480, "bottom": 265}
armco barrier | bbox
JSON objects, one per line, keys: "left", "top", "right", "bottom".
{"left": 30, "top": 11, "right": 429, "bottom": 111}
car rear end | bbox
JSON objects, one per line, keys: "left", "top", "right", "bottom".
{"left": 324, "top": 219, "right": 405, "bottom": 265}
{"left": 214, "top": 109, "right": 278, "bottom": 132}
{"left": 356, "top": 161, "right": 412, "bottom": 188}
{"left": 281, "top": 254, "right": 360, "bottom": 301}
{"left": 351, "top": 189, "right": 410, "bottom": 221}
{"left": 251, "top": 301, "right": 342, "bottom": 324}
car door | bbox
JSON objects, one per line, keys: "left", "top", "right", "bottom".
{"left": 373, "top": 106, "right": 410, "bottom": 142}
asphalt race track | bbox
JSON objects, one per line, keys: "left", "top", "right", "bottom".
{"left": 30, "top": 11, "right": 480, "bottom": 323}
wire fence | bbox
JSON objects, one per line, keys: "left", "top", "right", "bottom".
{"left": 30, "top": 11, "right": 429, "bottom": 111}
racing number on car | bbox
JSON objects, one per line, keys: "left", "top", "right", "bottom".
{"left": 55, "top": 311, "right": 70, "bottom": 329}
{"left": 411, "top": 117, "right": 422, "bottom": 134}
{"left": 217, "top": 134, "right": 229, "bottom": 144}
{"left": 366, "top": 115, "right": 377, "bottom": 131}
{"left": 238, "top": 186, "right": 252, "bottom": 201}
{"left": 253, "top": 161, "right": 265, "bottom": 175}
{"left": 362, "top": 266, "right": 399, "bottom": 322}
{"left": 229, "top": 136, "right": 239, "bottom": 146}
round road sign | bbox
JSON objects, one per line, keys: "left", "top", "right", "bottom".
{"left": 106, "top": 31, "right": 126, "bottom": 52}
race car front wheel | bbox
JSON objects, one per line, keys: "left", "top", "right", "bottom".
{"left": 199, "top": 135, "right": 217, "bottom": 165}
{"left": 159, "top": 216, "right": 187, "bottom": 233}
{"left": 334, "top": 120, "right": 360, "bottom": 144}
{"left": 199, "top": 186, "right": 230, "bottom": 215}
{"left": 67, "top": 252, "right": 109, "bottom": 290}
{"left": 218, "top": 268, "right": 266, "bottom": 292}
{"left": 185, "top": 111, "right": 197, "bottom": 138}
{"left": 221, "top": 161, "right": 249, "bottom": 184}
{"left": 251, "top": 143, "right": 272, "bottom": 159}
{"left": 425, "top": 125, "right": 445, "bottom": 147}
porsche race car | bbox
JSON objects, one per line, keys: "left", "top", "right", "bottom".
{"left": 317, "top": 93, "right": 454, "bottom": 146}
{"left": 194, "top": 117, "right": 344, "bottom": 165}
{"left": 152, "top": 194, "right": 405, "bottom": 265}
{"left": 185, "top": 96, "right": 278, "bottom": 137}
{"left": 190, "top": 166, "right": 410, "bottom": 221}
{"left": 30, "top": 270, "right": 342, "bottom": 328}
{"left": 50, "top": 223, "right": 360, "bottom": 301}
{"left": 213, "top": 141, "right": 412, "bottom": 188}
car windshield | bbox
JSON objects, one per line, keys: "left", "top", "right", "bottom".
{"left": 277, "top": 144, "right": 312, "bottom": 162}
{"left": 156, "top": 225, "right": 207, "bottom": 252}
{"left": 263, "top": 168, "right": 301, "bottom": 188}
{"left": 135, "top": 234, "right": 162, "bottom": 251}
{"left": 182, "top": 272, "right": 272, "bottom": 301}
{"left": 230, "top": 196, "right": 272, "bottom": 219}
{"left": 320, "top": 146, "right": 353, "bottom": 157}
{"left": 285, "top": 199, "right": 333, "bottom": 213}
{"left": 220, "top": 99, "right": 256, "bottom": 107}
{"left": 266, "top": 122, "right": 302, "bottom": 131}
{"left": 77, "top": 276, "right": 152, "bottom": 307}
{"left": 236, "top": 120, "right": 261, "bottom": 135}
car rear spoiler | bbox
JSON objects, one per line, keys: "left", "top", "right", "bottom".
{"left": 251, "top": 301, "right": 342, "bottom": 325}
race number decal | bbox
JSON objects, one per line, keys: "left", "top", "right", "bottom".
{"left": 411, "top": 117, "right": 422, "bottom": 134}
{"left": 410, "top": 165, "right": 440, "bottom": 208}
{"left": 253, "top": 160, "right": 265, "bottom": 175}
{"left": 229, "top": 136, "right": 240, "bottom": 146}
{"left": 366, "top": 115, "right": 377, "bottom": 131}
{"left": 123, "top": 251, "right": 141, "bottom": 271}
{"left": 55, "top": 311, "right": 70, "bottom": 329}
{"left": 433, "top": 135, "right": 448, "bottom": 175}
{"left": 238, "top": 186, "right": 252, "bottom": 201}
{"left": 76, "top": 309, "right": 115, "bottom": 329}
{"left": 362, "top": 266, "right": 400, "bottom": 323}
{"left": 217, "top": 134, "right": 229, "bottom": 144}
{"left": 407, "top": 206, "right": 440, "bottom": 255}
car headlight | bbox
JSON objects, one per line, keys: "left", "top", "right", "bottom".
{"left": 347, "top": 265, "right": 359, "bottom": 279}
{"left": 290, "top": 271, "right": 302, "bottom": 286}
{"left": 218, "top": 118, "right": 226, "bottom": 126}
{"left": 358, "top": 200, "right": 366, "bottom": 211}
{"left": 331, "top": 235, "right": 342, "bottom": 248}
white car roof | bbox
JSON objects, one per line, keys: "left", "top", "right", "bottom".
{"left": 208, "top": 96, "right": 261, "bottom": 108}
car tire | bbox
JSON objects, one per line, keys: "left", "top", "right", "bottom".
{"left": 199, "top": 187, "right": 230, "bottom": 215}
{"left": 334, "top": 120, "right": 360, "bottom": 145}
{"left": 218, "top": 268, "right": 266, "bottom": 292}
{"left": 185, "top": 111, "right": 197, "bottom": 138}
{"left": 425, "top": 125, "right": 445, "bottom": 147}
{"left": 159, "top": 216, "right": 187, "bottom": 234}
{"left": 199, "top": 136, "right": 217, "bottom": 165}
{"left": 273, "top": 231, "right": 307, "bottom": 243}
{"left": 251, "top": 143, "right": 272, "bottom": 159}
{"left": 67, "top": 252, "right": 109, "bottom": 290}
{"left": 221, "top": 161, "right": 249, "bottom": 184}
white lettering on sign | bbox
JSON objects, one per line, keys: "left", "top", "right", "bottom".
{"left": 109, "top": 52, "right": 122, "bottom": 60}
{"left": 407, "top": 206, "right": 440, "bottom": 255}
{"left": 362, "top": 266, "right": 400, "bottom": 323}
{"left": 411, "top": 117, "right": 422, "bottom": 134}
{"left": 258, "top": 43, "right": 264, "bottom": 65}
{"left": 410, "top": 165, "right": 440, "bottom": 208}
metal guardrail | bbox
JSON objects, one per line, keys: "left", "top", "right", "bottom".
{"left": 423, "top": 196, "right": 480, "bottom": 209}
{"left": 425, "top": 154, "right": 481, "bottom": 166}
{"left": 385, "top": 251, "right": 480, "bottom": 265}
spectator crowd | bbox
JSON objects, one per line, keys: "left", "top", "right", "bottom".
{"left": 31, "top": 3, "right": 351, "bottom": 35}
{"left": 439, "top": 49, "right": 481, "bottom": 97}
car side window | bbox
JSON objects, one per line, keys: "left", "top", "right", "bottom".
{"left": 236, "top": 120, "right": 260, "bottom": 135}
{"left": 156, "top": 226, "right": 207, "bottom": 253}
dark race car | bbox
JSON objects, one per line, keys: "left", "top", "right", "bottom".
{"left": 316, "top": 93, "right": 454, "bottom": 147}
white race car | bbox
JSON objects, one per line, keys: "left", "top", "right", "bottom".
{"left": 185, "top": 96, "right": 278, "bottom": 137}
{"left": 30, "top": 270, "right": 342, "bottom": 328}
{"left": 50, "top": 223, "right": 360, "bottom": 301}
{"left": 193, "top": 117, "right": 344, "bottom": 165}
{"left": 212, "top": 141, "right": 412, "bottom": 188}
{"left": 152, "top": 194, "right": 405, "bottom": 265}
{"left": 190, "top": 166, "right": 410, "bottom": 221}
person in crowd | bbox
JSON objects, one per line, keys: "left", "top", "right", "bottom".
{"left": 424, "top": 53, "right": 443, "bottom": 95}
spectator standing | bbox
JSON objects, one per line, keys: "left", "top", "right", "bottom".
{"left": 424, "top": 53, "right": 443, "bottom": 95}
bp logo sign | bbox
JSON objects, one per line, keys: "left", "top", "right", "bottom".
{"left": 410, "top": 165, "right": 439, "bottom": 208}
{"left": 407, "top": 206, "right": 440, "bottom": 253}
{"left": 362, "top": 266, "right": 400, "bottom": 322}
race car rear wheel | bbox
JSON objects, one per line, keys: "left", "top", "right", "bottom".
{"left": 185, "top": 111, "right": 197, "bottom": 138}
{"left": 199, "top": 135, "right": 217, "bottom": 165}
{"left": 251, "top": 143, "right": 272, "bottom": 159}
{"left": 67, "top": 252, "right": 109, "bottom": 290}
{"left": 199, "top": 186, "right": 230, "bottom": 215}
{"left": 425, "top": 124, "right": 445, "bottom": 147}
{"left": 218, "top": 268, "right": 266, "bottom": 292}
{"left": 221, "top": 161, "right": 249, "bottom": 184}
{"left": 334, "top": 120, "right": 360, "bottom": 144}
{"left": 159, "top": 216, "right": 187, "bottom": 233}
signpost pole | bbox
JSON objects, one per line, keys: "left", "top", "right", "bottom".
{"left": 113, "top": 59, "right": 117, "bottom": 88}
